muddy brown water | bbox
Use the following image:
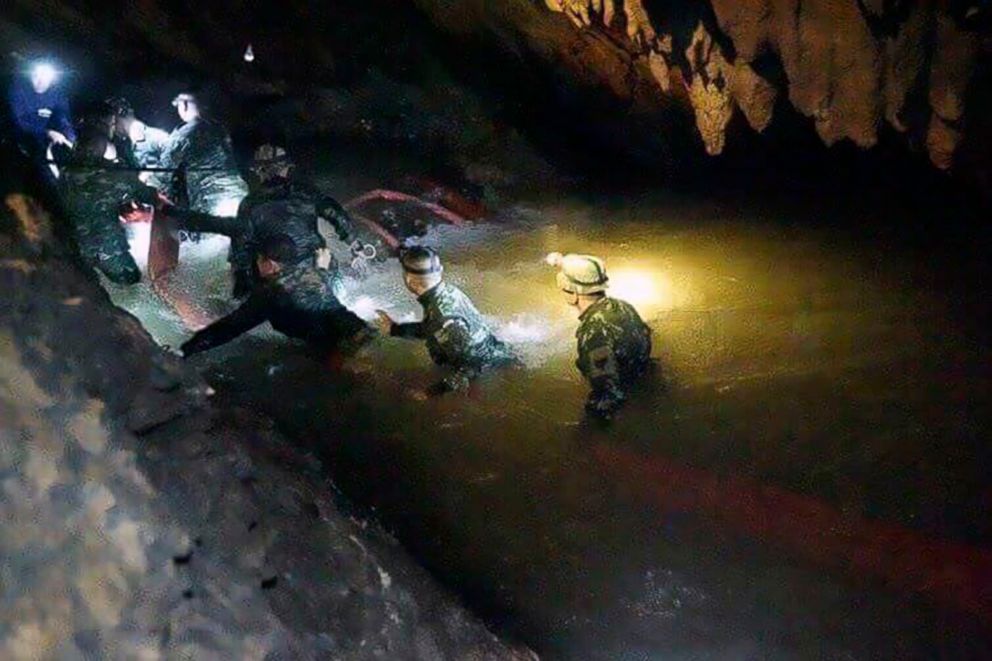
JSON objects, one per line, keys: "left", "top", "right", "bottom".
{"left": 107, "top": 184, "right": 992, "bottom": 658}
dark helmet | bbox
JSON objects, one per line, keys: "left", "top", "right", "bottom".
{"left": 104, "top": 96, "right": 134, "bottom": 118}
{"left": 253, "top": 144, "right": 291, "bottom": 165}
{"left": 399, "top": 246, "right": 443, "bottom": 275}
{"left": 258, "top": 233, "right": 299, "bottom": 264}
{"left": 250, "top": 144, "right": 293, "bottom": 181}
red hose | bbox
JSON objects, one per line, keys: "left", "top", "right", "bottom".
{"left": 345, "top": 189, "right": 468, "bottom": 226}
{"left": 594, "top": 443, "right": 992, "bottom": 624}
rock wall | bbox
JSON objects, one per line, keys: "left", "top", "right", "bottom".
{"left": 6, "top": 1, "right": 987, "bottom": 185}
{"left": 405, "top": 0, "right": 989, "bottom": 181}
{"left": 0, "top": 149, "right": 533, "bottom": 659}
{"left": 538, "top": 0, "right": 988, "bottom": 169}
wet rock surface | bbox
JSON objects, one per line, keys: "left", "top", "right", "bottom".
{"left": 532, "top": 0, "right": 987, "bottom": 167}
{"left": 3, "top": 1, "right": 989, "bottom": 203}
{"left": 0, "top": 157, "right": 534, "bottom": 658}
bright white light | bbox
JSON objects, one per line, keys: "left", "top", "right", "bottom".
{"left": 182, "top": 235, "right": 231, "bottom": 264}
{"left": 243, "top": 44, "right": 255, "bottom": 63}
{"left": 499, "top": 318, "right": 551, "bottom": 344}
{"left": 346, "top": 295, "right": 379, "bottom": 320}
{"left": 128, "top": 222, "right": 151, "bottom": 273}
{"left": 31, "top": 62, "right": 58, "bottom": 89}
{"left": 608, "top": 268, "right": 675, "bottom": 312}
{"left": 210, "top": 197, "right": 243, "bottom": 218}
{"left": 128, "top": 120, "right": 147, "bottom": 143}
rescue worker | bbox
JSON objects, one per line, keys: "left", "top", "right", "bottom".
{"left": 160, "top": 144, "right": 364, "bottom": 299}
{"left": 375, "top": 246, "right": 519, "bottom": 396}
{"left": 103, "top": 96, "right": 170, "bottom": 171}
{"left": 180, "top": 232, "right": 372, "bottom": 357}
{"left": 59, "top": 127, "right": 146, "bottom": 285}
{"left": 8, "top": 59, "right": 75, "bottom": 157}
{"left": 548, "top": 252, "right": 652, "bottom": 419}
{"left": 145, "top": 92, "right": 248, "bottom": 218}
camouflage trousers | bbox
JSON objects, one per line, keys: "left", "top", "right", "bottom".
{"left": 76, "top": 218, "right": 140, "bottom": 285}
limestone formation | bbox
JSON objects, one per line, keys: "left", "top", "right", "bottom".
{"left": 623, "top": 0, "right": 657, "bottom": 50}
{"left": 684, "top": 22, "right": 735, "bottom": 155}
{"left": 542, "top": 0, "right": 985, "bottom": 168}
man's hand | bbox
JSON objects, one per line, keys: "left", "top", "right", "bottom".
{"left": 315, "top": 248, "right": 332, "bottom": 270}
{"left": 374, "top": 310, "right": 394, "bottom": 336}
{"left": 46, "top": 130, "right": 73, "bottom": 149}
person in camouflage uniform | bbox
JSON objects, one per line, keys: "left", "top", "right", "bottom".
{"left": 180, "top": 233, "right": 372, "bottom": 357}
{"left": 160, "top": 144, "right": 363, "bottom": 299}
{"left": 59, "top": 127, "right": 147, "bottom": 285}
{"left": 103, "top": 97, "right": 171, "bottom": 172}
{"left": 548, "top": 252, "right": 652, "bottom": 419}
{"left": 145, "top": 93, "right": 248, "bottom": 217}
{"left": 375, "top": 246, "right": 520, "bottom": 396}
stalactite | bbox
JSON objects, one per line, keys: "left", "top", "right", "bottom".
{"left": 542, "top": 0, "right": 983, "bottom": 168}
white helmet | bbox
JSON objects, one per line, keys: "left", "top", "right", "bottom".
{"left": 549, "top": 252, "right": 609, "bottom": 295}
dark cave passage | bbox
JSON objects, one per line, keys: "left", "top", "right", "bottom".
{"left": 2, "top": 1, "right": 991, "bottom": 659}
{"left": 102, "top": 144, "right": 992, "bottom": 657}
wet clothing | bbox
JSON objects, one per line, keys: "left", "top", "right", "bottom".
{"left": 167, "top": 179, "right": 355, "bottom": 298}
{"left": 60, "top": 154, "right": 145, "bottom": 285}
{"left": 575, "top": 296, "right": 652, "bottom": 418}
{"left": 391, "top": 281, "right": 518, "bottom": 393}
{"left": 128, "top": 126, "right": 171, "bottom": 170}
{"left": 146, "top": 118, "right": 248, "bottom": 216}
{"left": 181, "top": 262, "right": 370, "bottom": 356}
{"left": 8, "top": 78, "right": 75, "bottom": 151}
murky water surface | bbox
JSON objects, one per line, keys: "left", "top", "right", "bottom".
{"left": 107, "top": 183, "right": 992, "bottom": 658}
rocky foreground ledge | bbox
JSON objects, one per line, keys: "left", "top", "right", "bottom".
{"left": 0, "top": 159, "right": 534, "bottom": 659}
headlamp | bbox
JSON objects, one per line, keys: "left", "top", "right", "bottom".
{"left": 30, "top": 61, "right": 59, "bottom": 88}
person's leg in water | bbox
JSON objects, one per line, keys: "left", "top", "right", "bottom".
{"left": 96, "top": 249, "right": 141, "bottom": 285}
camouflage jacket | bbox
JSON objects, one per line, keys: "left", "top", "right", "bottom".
{"left": 233, "top": 180, "right": 355, "bottom": 296}
{"left": 60, "top": 155, "right": 144, "bottom": 284}
{"left": 575, "top": 296, "right": 652, "bottom": 417}
{"left": 147, "top": 119, "right": 248, "bottom": 215}
{"left": 181, "top": 262, "right": 367, "bottom": 356}
{"left": 129, "top": 126, "right": 171, "bottom": 170}
{"left": 166, "top": 179, "right": 355, "bottom": 298}
{"left": 392, "top": 281, "right": 517, "bottom": 392}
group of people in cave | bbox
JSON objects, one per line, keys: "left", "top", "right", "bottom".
{"left": 6, "top": 58, "right": 653, "bottom": 419}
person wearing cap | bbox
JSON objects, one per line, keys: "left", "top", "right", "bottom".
{"left": 375, "top": 247, "right": 519, "bottom": 396}
{"left": 547, "top": 252, "right": 652, "bottom": 419}
{"left": 144, "top": 92, "right": 248, "bottom": 218}
{"left": 180, "top": 232, "right": 373, "bottom": 357}
{"left": 8, "top": 59, "right": 76, "bottom": 157}
{"left": 159, "top": 144, "right": 366, "bottom": 299}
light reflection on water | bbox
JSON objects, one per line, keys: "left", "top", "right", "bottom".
{"left": 106, "top": 198, "right": 991, "bottom": 659}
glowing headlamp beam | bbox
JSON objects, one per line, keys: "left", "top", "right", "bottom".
{"left": 30, "top": 62, "right": 59, "bottom": 87}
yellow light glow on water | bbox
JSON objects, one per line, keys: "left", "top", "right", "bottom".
{"left": 608, "top": 268, "right": 675, "bottom": 313}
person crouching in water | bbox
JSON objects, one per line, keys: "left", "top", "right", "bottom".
{"left": 548, "top": 252, "right": 652, "bottom": 420}
{"left": 160, "top": 144, "right": 362, "bottom": 300}
{"left": 180, "top": 233, "right": 373, "bottom": 358}
{"left": 375, "top": 246, "right": 520, "bottom": 397}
